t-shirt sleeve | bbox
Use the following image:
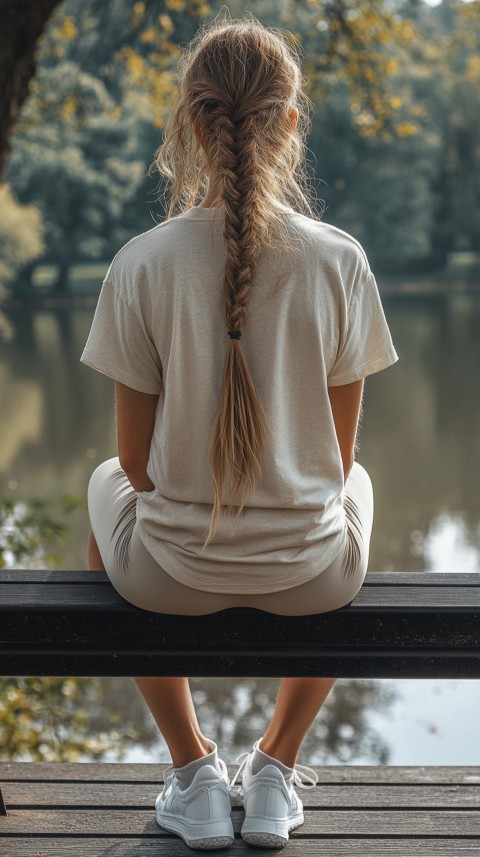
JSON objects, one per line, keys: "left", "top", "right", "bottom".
{"left": 328, "top": 270, "right": 398, "bottom": 386}
{"left": 80, "top": 279, "right": 163, "bottom": 395}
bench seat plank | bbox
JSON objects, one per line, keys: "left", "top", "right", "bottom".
{"left": 1, "top": 571, "right": 479, "bottom": 678}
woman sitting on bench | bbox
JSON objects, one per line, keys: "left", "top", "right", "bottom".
{"left": 82, "top": 15, "right": 397, "bottom": 851}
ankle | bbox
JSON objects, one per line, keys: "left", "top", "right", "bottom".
{"left": 258, "top": 738, "right": 296, "bottom": 770}
{"left": 171, "top": 736, "right": 214, "bottom": 769}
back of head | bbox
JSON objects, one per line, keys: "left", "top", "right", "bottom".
{"left": 156, "top": 17, "right": 312, "bottom": 542}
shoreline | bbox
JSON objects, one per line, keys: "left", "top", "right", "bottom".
{"left": 2, "top": 276, "right": 480, "bottom": 312}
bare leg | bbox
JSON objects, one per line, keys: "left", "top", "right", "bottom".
{"left": 260, "top": 678, "right": 336, "bottom": 768}
{"left": 88, "top": 530, "right": 208, "bottom": 768}
{"left": 135, "top": 677, "right": 212, "bottom": 768}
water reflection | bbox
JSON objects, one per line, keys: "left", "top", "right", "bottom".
{"left": 191, "top": 678, "right": 394, "bottom": 765}
{"left": 419, "top": 514, "right": 480, "bottom": 573}
{"left": 1, "top": 676, "right": 392, "bottom": 765}
{"left": 2, "top": 293, "right": 479, "bottom": 572}
{"left": 360, "top": 293, "right": 480, "bottom": 572}
{"left": 1, "top": 292, "right": 479, "bottom": 764}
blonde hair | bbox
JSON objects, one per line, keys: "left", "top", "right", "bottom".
{"left": 155, "top": 17, "right": 313, "bottom": 542}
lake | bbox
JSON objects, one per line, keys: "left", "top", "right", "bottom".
{"left": 1, "top": 290, "right": 480, "bottom": 765}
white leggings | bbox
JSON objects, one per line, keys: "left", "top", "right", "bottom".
{"left": 88, "top": 459, "right": 374, "bottom": 616}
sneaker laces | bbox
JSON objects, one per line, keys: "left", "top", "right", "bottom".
{"left": 229, "top": 747, "right": 318, "bottom": 801}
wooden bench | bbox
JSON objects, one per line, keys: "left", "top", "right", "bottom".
{"left": 1, "top": 568, "right": 480, "bottom": 854}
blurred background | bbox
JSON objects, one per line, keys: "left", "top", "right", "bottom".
{"left": 1, "top": 0, "right": 479, "bottom": 767}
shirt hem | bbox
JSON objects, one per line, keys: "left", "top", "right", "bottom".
{"left": 80, "top": 351, "right": 162, "bottom": 395}
{"left": 136, "top": 523, "right": 347, "bottom": 595}
{"left": 328, "top": 349, "right": 398, "bottom": 387}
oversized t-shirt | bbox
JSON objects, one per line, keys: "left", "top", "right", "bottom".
{"left": 81, "top": 207, "right": 398, "bottom": 593}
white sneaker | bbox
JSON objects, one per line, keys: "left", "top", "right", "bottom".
{"left": 156, "top": 757, "right": 234, "bottom": 850}
{"left": 230, "top": 744, "right": 318, "bottom": 848}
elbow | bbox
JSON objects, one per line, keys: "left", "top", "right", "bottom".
{"left": 118, "top": 453, "right": 154, "bottom": 492}
{"left": 118, "top": 451, "right": 147, "bottom": 479}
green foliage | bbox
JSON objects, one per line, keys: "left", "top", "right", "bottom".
{"left": 7, "top": 61, "right": 145, "bottom": 289}
{"left": 0, "top": 495, "right": 84, "bottom": 570}
{"left": 0, "top": 185, "right": 44, "bottom": 290}
{"left": 0, "top": 495, "right": 146, "bottom": 762}
{"left": 4, "top": 0, "right": 480, "bottom": 277}
{"left": 0, "top": 676, "right": 141, "bottom": 762}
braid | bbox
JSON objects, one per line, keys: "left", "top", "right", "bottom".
{"left": 206, "top": 110, "right": 268, "bottom": 543}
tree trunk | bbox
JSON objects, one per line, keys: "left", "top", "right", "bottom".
{"left": 0, "top": 0, "right": 62, "bottom": 177}
{"left": 53, "top": 262, "right": 70, "bottom": 294}
{"left": 14, "top": 259, "right": 37, "bottom": 294}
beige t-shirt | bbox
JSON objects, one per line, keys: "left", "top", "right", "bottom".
{"left": 81, "top": 207, "right": 398, "bottom": 593}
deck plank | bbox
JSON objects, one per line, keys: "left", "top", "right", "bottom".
{"left": 1, "top": 763, "right": 479, "bottom": 855}
{"left": 3, "top": 840, "right": 480, "bottom": 857}
{"left": 2, "top": 761, "right": 480, "bottom": 784}
{"left": 3, "top": 781, "right": 480, "bottom": 808}
{"left": 2, "top": 807, "right": 480, "bottom": 836}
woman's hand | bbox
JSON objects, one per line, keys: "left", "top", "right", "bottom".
{"left": 115, "top": 382, "right": 159, "bottom": 492}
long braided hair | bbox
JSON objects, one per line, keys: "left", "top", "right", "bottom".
{"left": 155, "top": 17, "right": 313, "bottom": 542}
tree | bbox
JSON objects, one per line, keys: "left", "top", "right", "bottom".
{"left": 439, "top": 1, "right": 480, "bottom": 257}
{"left": 0, "top": 0, "right": 62, "bottom": 176}
{"left": 0, "top": 0, "right": 424, "bottom": 179}
{"left": 0, "top": 0, "right": 208, "bottom": 177}
{"left": 7, "top": 62, "right": 145, "bottom": 290}
{"left": 0, "top": 185, "right": 44, "bottom": 292}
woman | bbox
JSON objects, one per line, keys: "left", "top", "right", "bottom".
{"left": 82, "top": 17, "right": 398, "bottom": 851}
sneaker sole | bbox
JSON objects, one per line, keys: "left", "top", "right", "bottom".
{"left": 156, "top": 812, "right": 234, "bottom": 850}
{"left": 241, "top": 813, "right": 304, "bottom": 849}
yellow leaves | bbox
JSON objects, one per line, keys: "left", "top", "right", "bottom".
{"left": 140, "top": 27, "right": 157, "bottom": 45}
{"left": 388, "top": 95, "right": 403, "bottom": 111}
{"left": 158, "top": 14, "right": 174, "bottom": 36}
{"left": 459, "top": 0, "right": 480, "bottom": 25}
{"left": 394, "top": 121, "right": 419, "bottom": 138}
{"left": 119, "top": 47, "right": 176, "bottom": 126}
{"left": 395, "top": 19, "right": 418, "bottom": 46}
{"left": 384, "top": 58, "right": 399, "bottom": 77}
{"left": 465, "top": 55, "right": 480, "bottom": 84}
{"left": 166, "top": 0, "right": 186, "bottom": 10}
{"left": 57, "top": 16, "right": 77, "bottom": 41}
{"left": 191, "top": 0, "right": 211, "bottom": 16}
{"left": 122, "top": 48, "right": 145, "bottom": 79}
{"left": 0, "top": 676, "right": 141, "bottom": 762}
{"left": 60, "top": 95, "right": 77, "bottom": 119}
{"left": 132, "top": 1, "right": 146, "bottom": 27}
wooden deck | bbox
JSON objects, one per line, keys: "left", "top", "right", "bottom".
{"left": 1, "top": 763, "right": 480, "bottom": 855}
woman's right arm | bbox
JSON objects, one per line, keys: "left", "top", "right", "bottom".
{"left": 328, "top": 379, "right": 364, "bottom": 480}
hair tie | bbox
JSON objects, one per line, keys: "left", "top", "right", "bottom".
{"left": 228, "top": 330, "right": 242, "bottom": 340}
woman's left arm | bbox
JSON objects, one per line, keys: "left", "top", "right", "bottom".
{"left": 115, "top": 381, "right": 159, "bottom": 492}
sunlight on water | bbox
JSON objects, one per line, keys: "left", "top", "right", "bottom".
{"left": 420, "top": 514, "right": 480, "bottom": 573}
